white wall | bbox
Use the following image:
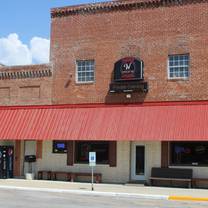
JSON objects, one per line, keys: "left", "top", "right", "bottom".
{"left": 24, "top": 141, "right": 36, "bottom": 174}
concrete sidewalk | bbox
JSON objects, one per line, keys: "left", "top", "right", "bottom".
{"left": 0, "top": 179, "right": 208, "bottom": 202}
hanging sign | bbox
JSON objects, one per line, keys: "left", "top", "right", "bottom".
{"left": 113, "top": 57, "right": 143, "bottom": 81}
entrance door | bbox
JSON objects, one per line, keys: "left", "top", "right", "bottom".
{"left": 0, "top": 146, "right": 14, "bottom": 179}
{"left": 131, "top": 144, "right": 145, "bottom": 180}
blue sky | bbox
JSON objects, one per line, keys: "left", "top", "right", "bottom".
{"left": 0, "top": 0, "right": 108, "bottom": 43}
{"left": 0, "top": 0, "right": 109, "bottom": 65}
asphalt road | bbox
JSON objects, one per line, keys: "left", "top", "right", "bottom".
{"left": 0, "top": 189, "right": 207, "bottom": 208}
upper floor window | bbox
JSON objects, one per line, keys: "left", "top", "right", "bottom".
{"left": 76, "top": 60, "right": 95, "bottom": 83}
{"left": 168, "top": 54, "right": 189, "bottom": 79}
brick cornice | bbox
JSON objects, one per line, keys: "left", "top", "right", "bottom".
{"left": 51, "top": 0, "right": 207, "bottom": 18}
{"left": 0, "top": 64, "right": 52, "bottom": 80}
{"left": 0, "top": 69, "right": 52, "bottom": 80}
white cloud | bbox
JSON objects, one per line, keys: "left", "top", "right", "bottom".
{"left": 0, "top": 33, "right": 32, "bottom": 66}
{"left": 30, "top": 37, "right": 50, "bottom": 64}
{"left": 0, "top": 33, "right": 50, "bottom": 66}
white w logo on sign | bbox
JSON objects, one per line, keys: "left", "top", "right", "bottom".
{"left": 124, "top": 63, "right": 132, "bottom": 70}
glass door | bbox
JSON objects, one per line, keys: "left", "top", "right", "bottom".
{"left": 131, "top": 144, "right": 145, "bottom": 180}
{"left": 135, "top": 146, "right": 145, "bottom": 176}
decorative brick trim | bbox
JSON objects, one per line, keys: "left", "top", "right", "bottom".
{"left": 0, "top": 69, "right": 52, "bottom": 80}
{"left": 51, "top": 0, "right": 207, "bottom": 18}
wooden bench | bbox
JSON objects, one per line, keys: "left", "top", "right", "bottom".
{"left": 51, "top": 171, "right": 71, "bottom": 181}
{"left": 192, "top": 178, "right": 208, "bottom": 188}
{"left": 38, "top": 171, "right": 102, "bottom": 183}
{"left": 38, "top": 171, "right": 52, "bottom": 180}
{"left": 70, "top": 172, "right": 102, "bottom": 183}
{"left": 149, "top": 167, "right": 193, "bottom": 188}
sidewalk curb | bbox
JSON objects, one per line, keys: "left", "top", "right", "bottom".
{"left": 0, "top": 185, "right": 168, "bottom": 200}
{"left": 168, "top": 196, "right": 208, "bottom": 202}
{"left": 0, "top": 185, "right": 207, "bottom": 202}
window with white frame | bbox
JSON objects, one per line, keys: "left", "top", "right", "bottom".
{"left": 76, "top": 60, "right": 95, "bottom": 83}
{"left": 168, "top": 54, "right": 189, "bottom": 79}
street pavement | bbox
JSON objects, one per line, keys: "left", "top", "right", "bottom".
{"left": 0, "top": 188, "right": 207, "bottom": 208}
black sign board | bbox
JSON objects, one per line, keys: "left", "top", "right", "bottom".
{"left": 114, "top": 57, "right": 143, "bottom": 81}
{"left": 109, "top": 57, "right": 148, "bottom": 93}
{"left": 109, "top": 81, "right": 148, "bottom": 93}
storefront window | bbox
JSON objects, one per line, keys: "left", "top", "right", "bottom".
{"left": 171, "top": 142, "right": 208, "bottom": 166}
{"left": 75, "top": 141, "right": 109, "bottom": 164}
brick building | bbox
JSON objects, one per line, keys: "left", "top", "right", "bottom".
{"left": 0, "top": 0, "right": 208, "bottom": 187}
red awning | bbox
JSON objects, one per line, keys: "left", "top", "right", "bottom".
{"left": 0, "top": 102, "right": 208, "bottom": 141}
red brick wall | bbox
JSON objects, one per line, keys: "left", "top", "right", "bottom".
{"left": 0, "top": 64, "right": 52, "bottom": 106}
{"left": 51, "top": 1, "right": 208, "bottom": 104}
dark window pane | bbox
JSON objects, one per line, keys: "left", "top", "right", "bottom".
{"left": 169, "top": 56, "right": 174, "bottom": 61}
{"left": 136, "top": 146, "right": 145, "bottom": 175}
{"left": 75, "top": 141, "right": 109, "bottom": 164}
{"left": 171, "top": 142, "right": 208, "bottom": 166}
{"left": 169, "top": 68, "right": 174, "bottom": 73}
{"left": 169, "top": 61, "right": 174, "bottom": 67}
{"left": 89, "top": 76, "right": 94, "bottom": 81}
{"left": 86, "top": 76, "right": 94, "bottom": 82}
